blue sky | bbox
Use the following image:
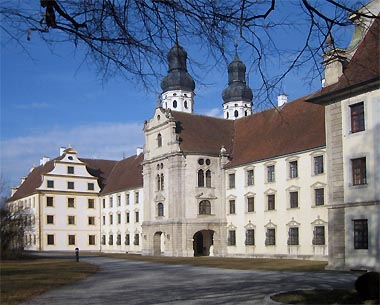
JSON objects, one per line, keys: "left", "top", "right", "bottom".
{"left": 0, "top": 2, "right": 354, "bottom": 192}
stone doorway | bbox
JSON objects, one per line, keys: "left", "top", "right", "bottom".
{"left": 193, "top": 230, "right": 214, "bottom": 256}
{"left": 153, "top": 231, "right": 162, "bottom": 256}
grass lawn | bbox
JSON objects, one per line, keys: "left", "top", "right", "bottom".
{"left": 101, "top": 253, "right": 328, "bottom": 271}
{"left": 0, "top": 257, "right": 98, "bottom": 305}
{"left": 271, "top": 289, "right": 379, "bottom": 305}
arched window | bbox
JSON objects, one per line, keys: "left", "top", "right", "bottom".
{"left": 226, "top": 112, "right": 229, "bottom": 119}
{"left": 184, "top": 100, "right": 188, "bottom": 109}
{"left": 206, "top": 170, "right": 212, "bottom": 187}
{"left": 234, "top": 110, "right": 239, "bottom": 118}
{"left": 160, "top": 173, "right": 164, "bottom": 191}
{"left": 157, "top": 133, "right": 162, "bottom": 147}
{"left": 198, "top": 169, "right": 204, "bottom": 187}
{"left": 157, "top": 203, "right": 164, "bottom": 217}
{"left": 157, "top": 174, "right": 161, "bottom": 191}
{"left": 173, "top": 100, "right": 177, "bottom": 108}
{"left": 199, "top": 200, "right": 211, "bottom": 215}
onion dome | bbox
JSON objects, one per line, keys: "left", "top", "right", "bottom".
{"left": 161, "top": 43, "right": 195, "bottom": 92}
{"left": 222, "top": 51, "right": 253, "bottom": 103}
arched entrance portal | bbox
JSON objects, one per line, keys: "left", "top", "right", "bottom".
{"left": 193, "top": 230, "right": 214, "bottom": 256}
{"left": 153, "top": 232, "right": 162, "bottom": 256}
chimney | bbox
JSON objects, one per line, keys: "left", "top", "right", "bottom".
{"left": 322, "top": 49, "right": 347, "bottom": 87}
{"left": 277, "top": 94, "right": 288, "bottom": 107}
{"left": 40, "top": 156, "right": 50, "bottom": 166}
{"left": 136, "top": 147, "right": 144, "bottom": 155}
{"left": 60, "top": 147, "right": 66, "bottom": 156}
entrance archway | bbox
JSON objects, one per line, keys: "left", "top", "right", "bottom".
{"left": 153, "top": 232, "right": 162, "bottom": 256}
{"left": 193, "top": 230, "right": 214, "bottom": 256}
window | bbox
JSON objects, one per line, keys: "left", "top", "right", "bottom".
{"left": 47, "top": 215, "right": 54, "bottom": 224}
{"left": 88, "top": 199, "right": 95, "bottom": 209}
{"left": 267, "top": 194, "right": 275, "bottom": 211}
{"left": 109, "top": 235, "right": 113, "bottom": 245}
{"left": 117, "top": 234, "right": 121, "bottom": 245}
{"left": 68, "top": 216, "right": 75, "bottom": 225}
{"left": 314, "top": 156, "right": 324, "bottom": 175}
{"left": 68, "top": 235, "right": 75, "bottom": 245}
{"left": 47, "top": 180, "right": 54, "bottom": 188}
{"left": 160, "top": 174, "right": 164, "bottom": 190}
{"left": 173, "top": 100, "right": 177, "bottom": 108}
{"left": 229, "top": 200, "right": 236, "bottom": 214}
{"left": 117, "top": 195, "right": 121, "bottom": 206}
{"left": 234, "top": 110, "right": 238, "bottom": 118}
{"left": 157, "top": 174, "right": 161, "bottom": 191}
{"left": 267, "top": 165, "right": 275, "bottom": 183}
{"left": 89, "top": 235, "right": 96, "bottom": 245}
{"left": 289, "top": 161, "right": 298, "bottom": 179}
{"left": 157, "top": 203, "right": 164, "bottom": 217}
{"left": 135, "top": 192, "right": 139, "bottom": 204}
{"left": 247, "top": 169, "right": 254, "bottom": 186}
{"left": 102, "top": 198, "right": 106, "bottom": 208}
{"left": 229, "top": 173, "right": 235, "bottom": 189}
{"left": 205, "top": 170, "right": 211, "bottom": 188}
{"left": 184, "top": 100, "right": 188, "bottom": 109}
{"left": 157, "top": 133, "right": 162, "bottom": 147}
{"left": 199, "top": 200, "right": 211, "bottom": 215}
{"left": 67, "top": 181, "right": 74, "bottom": 189}
{"left": 350, "top": 102, "right": 365, "bottom": 133}
{"left": 228, "top": 230, "right": 236, "bottom": 246}
{"left": 46, "top": 197, "right": 54, "bottom": 207}
{"left": 125, "top": 234, "right": 130, "bottom": 245}
{"left": 352, "top": 157, "right": 367, "bottom": 185}
{"left": 88, "top": 216, "right": 95, "bottom": 225}
{"left": 265, "top": 228, "right": 276, "bottom": 246}
{"left": 68, "top": 197, "right": 75, "bottom": 208}
{"left": 67, "top": 166, "right": 74, "bottom": 174}
{"left": 88, "top": 183, "right": 95, "bottom": 191}
{"left": 47, "top": 234, "right": 54, "bottom": 245}
{"left": 290, "top": 191, "right": 299, "bottom": 208}
{"left": 247, "top": 197, "right": 254, "bottom": 212}
{"left": 198, "top": 169, "right": 205, "bottom": 187}
{"left": 288, "top": 227, "right": 299, "bottom": 245}
{"left": 126, "top": 194, "right": 130, "bottom": 205}
{"left": 354, "top": 219, "right": 368, "bottom": 249}
{"left": 117, "top": 213, "right": 121, "bottom": 224}
{"left": 109, "top": 214, "right": 113, "bottom": 225}
{"left": 315, "top": 188, "right": 324, "bottom": 206}
{"left": 102, "top": 215, "right": 106, "bottom": 225}
{"left": 313, "top": 226, "right": 325, "bottom": 245}
{"left": 102, "top": 235, "right": 106, "bottom": 245}
{"left": 135, "top": 211, "right": 139, "bottom": 223}
{"left": 134, "top": 234, "right": 139, "bottom": 245}
{"left": 246, "top": 229, "right": 255, "bottom": 245}
{"left": 126, "top": 212, "right": 130, "bottom": 223}
{"left": 109, "top": 197, "right": 113, "bottom": 207}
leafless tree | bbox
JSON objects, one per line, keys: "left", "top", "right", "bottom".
{"left": 0, "top": 1, "right": 378, "bottom": 107}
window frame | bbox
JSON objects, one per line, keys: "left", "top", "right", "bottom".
{"left": 228, "top": 173, "right": 236, "bottom": 189}
{"left": 314, "top": 188, "right": 325, "bottom": 206}
{"left": 67, "top": 166, "right": 74, "bottom": 174}
{"left": 245, "top": 229, "right": 255, "bottom": 246}
{"left": 353, "top": 219, "right": 368, "bottom": 249}
{"left": 46, "top": 196, "right": 54, "bottom": 207}
{"left": 350, "top": 102, "right": 365, "bottom": 133}
{"left": 246, "top": 169, "right": 254, "bottom": 186}
{"left": 47, "top": 180, "right": 54, "bottom": 188}
{"left": 267, "top": 194, "right": 275, "bottom": 211}
{"left": 228, "top": 230, "right": 236, "bottom": 246}
{"left": 314, "top": 155, "right": 324, "bottom": 175}
{"left": 247, "top": 196, "right": 255, "bottom": 212}
{"left": 289, "top": 161, "right": 298, "bottom": 179}
{"left": 265, "top": 228, "right": 276, "bottom": 246}
{"left": 288, "top": 227, "right": 299, "bottom": 246}
{"left": 67, "top": 181, "right": 74, "bottom": 190}
{"left": 289, "top": 191, "right": 299, "bottom": 209}
{"left": 199, "top": 200, "right": 211, "bottom": 215}
{"left": 267, "top": 165, "right": 275, "bottom": 183}
{"left": 313, "top": 225, "right": 325, "bottom": 245}
{"left": 352, "top": 157, "right": 367, "bottom": 186}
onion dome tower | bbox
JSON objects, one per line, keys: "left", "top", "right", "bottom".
{"left": 160, "top": 43, "right": 195, "bottom": 113}
{"left": 222, "top": 44, "right": 253, "bottom": 120}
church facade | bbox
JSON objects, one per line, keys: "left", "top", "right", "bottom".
{"left": 7, "top": 2, "right": 379, "bottom": 271}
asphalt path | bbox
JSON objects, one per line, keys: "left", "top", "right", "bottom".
{"left": 21, "top": 255, "right": 358, "bottom": 305}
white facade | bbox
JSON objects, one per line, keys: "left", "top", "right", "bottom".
{"left": 162, "top": 89, "right": 194, "bottom": 113}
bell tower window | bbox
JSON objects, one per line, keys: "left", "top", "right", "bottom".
{"left": 173, "top": 100, "right": 177, "bottom": 108}
{"left": 157, "top": 133, "right": 162, "bottom": 147}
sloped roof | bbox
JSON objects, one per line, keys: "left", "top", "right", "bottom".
{"left": 226, "top": 97, "right": 326, "bottom": 168}
{"left": 171, "top": 111, "right": 235, "bottom": 155}
{"left": 307, "top": 16, "right": 379, "bottom": 104}
{"left": 100, "top": 154, "right": 144, "bottom": 195}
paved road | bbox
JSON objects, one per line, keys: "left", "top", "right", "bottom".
{"left": 21, "top": 255, "right": 357, "bottom": 305}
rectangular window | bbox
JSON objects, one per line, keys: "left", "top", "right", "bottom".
{"left": 126, "top": 194, "right": 130, "bottom": 205}
{"left": 109, "top": 197, "right": 113, "bottom": 207}
{"left": 290, "top": 191, "right": 299, "bottom": 208}
{"left": 247, "top": 169, "right": 254, "bottom": 186}
{"left": 89, "top": 235, "right": 96, "bottom": 245}
{"left": 117, "top": 195, "right": 121, "bottom": 206}
{"left": 314, "top": 156, "right": 324, "bottom": 175}
{"left": 126, "top": 212, "right": 130, "bottom": 223}
{"left": 350, "top": 102, "right": 365, "bottom": 133}
{"left": 47, "top": 180, "right": 54, "bottom": 188}
{"left": 135, "top": 211, "right": 139, "bottom": 223}
{"left": 229, "top": 200, "right": 236, "bottom": 214}
{"left": 109, "top": 214, "right": 113, "bottom": 225}
{"left": 228, "top": 230, "right": 236, "bottom": 246}
{"left": 247, "top": 197, "right": 254, "bottom": 212}
{"left": 47, "top": 234, "right": 54, "bottom": 245}
{"left": 288, "top": 227, "right": 299, "bottom": 245}
{"left": 117, "top": 234, "right": 121, "bottom": 245}
{"left": 67, "top": 181, "right": 74, "bottom": 189}
{"left": 352, "top": 157, "right": 367, "bottom": 185}
{"left": 102, "top": 215, "right": 105, "bottom": 225}
{"left": 68, "top": 235, "right": 75, "bottom": 245}
{"left": 46, "top": 196, "right": 54, "bottom": 207}
{"left": 125, "top": 234, "right": 130, "bottom": 245}
{"left": 68, "top": 216, "right": 75, "bottom": 225}
{"left": 267, "top": 165, "right": 275, "bottom": 183}
{"left": 134, "top": 234, "right": 139, "bottom": 245}
{"left": 68, "top": 197, "right": 75, "bottom": 208}
{"left": 267, "top": 194, "right": 275, "bottom": 211}
{"left": 88, "top": 198, "right": 95, "bottom": 209}
{"left": 246, "top": 229, "right": 255, "bottom": 246}
{"left": 101, "top": 235, "right": 106, "bottom": 245}
{"left": 67, "top": 166, "right": 74, "bottom": 174}
{"left": 315, "top": 188, "right": 324, "bottom": 206}
{"left": 289, "top": 161, "right": 298, "bottom": 179}
{"left": 88, "top": 216, "right": 95, "bottom": 225}
{"left": 102, "top": 198, "right": 106, "bottom": 208}
{"left": 47, "top": 215, "right": 54, "bottom": 224}
{"left": 229, "top": 173, "right": 235, "bottom": 189}
{"left": 117, "top": 213, "right": 121, "bottom": 224}
{"left": 88, "top": 183, "right": 94, "bottom": 191}
{"left": 109, "top": 234, "right": 113, "bottom": 245}
{"left": 265, "top": 228, "right": 276, "bottom": 246}
{"left": 135, "top": 192, "right": 139, "bottom": 204}
{"left": 313, "top": 226, "right": 325, "bottom": 245}
{"left": 354, "top": 219, "right": 368, "bottom": 249}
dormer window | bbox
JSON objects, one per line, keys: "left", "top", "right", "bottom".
{"left": 157, "top": 133, "right": 162, "bottom": 147}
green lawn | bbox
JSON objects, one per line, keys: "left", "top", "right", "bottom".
{"left": 0, "top": 257, "right": 98, "bottom": 305}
